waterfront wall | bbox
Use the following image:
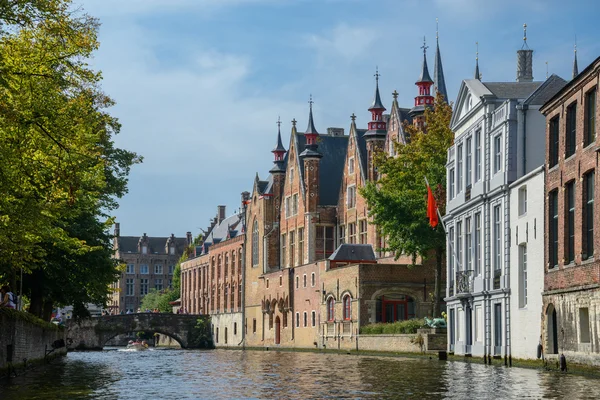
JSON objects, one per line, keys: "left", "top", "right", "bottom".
{"left": 322, "top": 329, "right": 446, "bottom": 353}
{"left": 0, "top": 309, "right": 66, "bottom": 373}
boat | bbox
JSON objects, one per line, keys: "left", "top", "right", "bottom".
{"left": 126, "top": 340, "right": 149, "bottom": 351}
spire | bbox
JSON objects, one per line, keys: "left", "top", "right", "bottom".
{"left": 305, "top": 94, "right": 318, "bottom": 135}
{"left": 270, "top": 117, "right": 286, "bottom": 174}
{"left": 474, "top": 41, "right": 481, "bottom": 80}
{"left": 369, "top": 67, "right": 385, "bottom": 110}
{"left": 516, "top": 23, "right": 534, "bottom": 82}
{"left": 365, "top": 69, "right": 387, "bottom": 140}
{"left": 299, "top": 95, "right": 322, "bottom": 159}
{"left": 433, "top": 19, "right": 448, "bottom": 101}
{"left": 573, "top": 42, "right": 579, "bottom": 79}
{"left": 417, "top": 37, "right": 433, "bottom": 83}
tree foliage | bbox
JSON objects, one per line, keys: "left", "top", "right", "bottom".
{"left": 0, "top": 1, "right": 140, "bottom": 318}
{"left": 361, "top": 92, "right": 453, "bottom": 315}
{"left": 139, "top": 253, "right": 184, "bottom": 313}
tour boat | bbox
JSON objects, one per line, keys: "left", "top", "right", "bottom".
{"left": 126, "top": 341, "right": 149, "bottom": 351}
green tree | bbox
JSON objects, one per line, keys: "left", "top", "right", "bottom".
{"left": 361, "top": 92, "right": 453, "bottom": 316}
{"left": 139, "top": 253, "right": 184, "bottom": 313}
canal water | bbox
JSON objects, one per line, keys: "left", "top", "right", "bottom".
{"left": 1, "top": 349, "right": 599, "bottom": 399}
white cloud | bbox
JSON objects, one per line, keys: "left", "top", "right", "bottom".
{"left": 307, "top": 24, "right": 379, "bottom": 61}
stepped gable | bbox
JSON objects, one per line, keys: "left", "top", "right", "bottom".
{"left": 116, "top": 236, "right": 188, "bottom": 254}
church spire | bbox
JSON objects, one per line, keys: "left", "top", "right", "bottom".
{"left": 270, "top": 117, "right": 286, "bottom": 174}
{"left": 474, "top": 41, "right": 481, "bottom": 80}
{"left": 417, "top": 37, "right": 433, "bottom": 83}
{"left": 572, "top": 42, "right": 579, "bottom": 79}
{"left": 433, "top": 19, "right": 448, "bottom": 101}
{"left": 305, "top": 94, "right": 318, "bottom": 135}
{"left": 410, "top": 37, "right": 435, "bottom": 125}
{"left": 365, "top": 68, "right": 387, "bottom": 140}
{"left": 299, "top": 95, "right": 322, "bottom": 159}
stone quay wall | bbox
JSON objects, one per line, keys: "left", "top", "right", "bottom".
{"left": 0, "top": 309, "right": 67, "bottom": 374}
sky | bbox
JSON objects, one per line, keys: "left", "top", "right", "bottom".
{"left": 77, "top": 0, "right": 600, "bottom": 238}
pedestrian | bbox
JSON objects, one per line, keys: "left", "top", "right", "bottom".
{"left": 0, "top": 285, "right": 16, "bottom": 309}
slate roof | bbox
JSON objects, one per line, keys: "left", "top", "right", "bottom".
{"left": 417, "top": 52, "right": 433, "bottom": 83}
{"left": 482, "top": 81, "right": 542, "bottom": 100}
{"left": 355, "top": 128, "right": 368, "bottom": 179}
{"left": 329, "top": 244, "right": 376, "bottom": 262}
{"left": 201, "top": 213, "right": 244, "bottom": 253}
{"left": 433, "top": 39, "right": 448, "bottom": 101}
{"left": 523, "top": 74, "right": 567, "bottom": 106}
{"left": 296, "top": 132, "right": 348, "bottom": 206}
{"left": 116, "top": 236, "right": 188, "bottom": 254}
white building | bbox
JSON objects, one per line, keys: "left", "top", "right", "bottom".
{"left": 444, "top": 39, "right": 566, "bottom": 360}
{"left": 509, "top": 166, "right": 545, "bottom": 359}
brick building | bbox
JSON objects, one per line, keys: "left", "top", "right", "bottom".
{"left": 180, "top": 205, "right": 244, "bottom": 347}
{"left": 541, "top": 55, "right": 600, "bottom": 364}
{"left": 110, "top": 223, "right": 190, "bottom": 313}
{"left": 243, "top": 40, "right": 445, "bottom": 349}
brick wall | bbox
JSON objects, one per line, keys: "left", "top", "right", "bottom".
{"left": 0, "top": 311, "right": 66, "bottom": 373}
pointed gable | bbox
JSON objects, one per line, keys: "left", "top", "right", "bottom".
{"left": 450, "top": 79, "right": 493, "bottom": 130}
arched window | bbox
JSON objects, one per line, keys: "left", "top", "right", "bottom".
{"left": 252, "top": 221, "right": 259, "bottom": 267}
{"left": 327, "top": 297, "right": 335, "bottom": 321}
{"left": 343, "top": 295, "right": 351, "bottom": 320}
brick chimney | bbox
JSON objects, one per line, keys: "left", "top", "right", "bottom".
{"left": 218, "top": 205, "right": 226, "bottom": 224}
{"left": 186, "top": 231, "right": 192, "bottom": 245}
{"left": 114, "top": 222, "right": 120, "bottom": 237}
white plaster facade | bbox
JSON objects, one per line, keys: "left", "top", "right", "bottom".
{"left": 509, "top": 166, "right": 545, "bottom": 359}
{"left": 211, "top": 312, "right": 243, "bottom": 347}
{"left": 444, "top": 72, "right": 564, "bottom": 359}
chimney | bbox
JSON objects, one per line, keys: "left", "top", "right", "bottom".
{"left": 516, "top": 49, "right": 533, "bottom": 82}
{"left": 218, "top": 205, "right": 226, "bottom": 224}
{"left": 327, "top": 127, "right": 345, "bottom": 136}
{"left": 114, "top": 222, "right": 120, "bottom": 237}
{"left": 186, "top": 231, "right": 192, "bottom": 245}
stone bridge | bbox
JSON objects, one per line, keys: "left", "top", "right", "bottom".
{"left": 66, "top": 313, "right": 211, "bottom": 350}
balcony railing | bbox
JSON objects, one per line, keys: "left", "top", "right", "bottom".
{"left": 456, "top": 270, "right": 473, "bottom": 295}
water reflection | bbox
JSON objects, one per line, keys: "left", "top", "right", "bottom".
{"left": 1, "top": 349, "right": 599, "bottom": 399}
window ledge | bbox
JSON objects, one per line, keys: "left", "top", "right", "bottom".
{"left": 581, "top": 257, "right": 596, "bottom": 265}
{"left": 564, "top": 154, "right": 576, "bottom": 162}
{"left": 563, "top": 261, "right": 576, "bottom": 269}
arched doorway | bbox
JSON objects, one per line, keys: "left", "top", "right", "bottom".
{"left": 275, "top": 316, "right": 281, "bottom": 345}
{"left": 376, "top": 294, "right": 416, "bottom": 322}
{"left": 547, "top": 304, "right": 558, "bottom": 354}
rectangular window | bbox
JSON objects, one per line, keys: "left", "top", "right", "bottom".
{"left": 285, "top": 196, "right": 291, "bottom": 218}
{"left": 315, "top": 226, "right": 335, "bottom": 259}
{"left": 347, "top": 185, "right": 356, "bottom": 208}
{"left": 549, "top": 116, "right": 560, "bottom": 167}
{"left": 465, "top": 217, "right": 472, "bottom": 272}
{"left": 566, "top": 102, "right": 577, "bottom": 158}
{"left": 359, "top": 220, "right": 368, "bottom": 244}
{"left": 449, "top": 227, "right": 455, "bottom": 284}
{"left": 348, "top": 156, "right": 355, "bottom": 174}
{"left": 155, "top": 278, "right": 163, "bottom": 291}
{"left": 140, "top": 278, "right": 149, "bottom": 296}
{"left": 518, "top": 186, "right": 527, "bottom": 216}
{"left": 457, "top": 144, "right": 463, "bottom": 192}
{"left": 140, "top": 264, "right": 149, "bottom": 274}
{"left": 126, "top": 264, "right": 135, "bottom": 274}
{"left": 494, "top": 135, "right": 502, "bottom": 173}
{"left": 474, "top": 212, "right": 481, "bottom": 275}
{"left": 449, "top": 167, "right": 455, "bottom": 199}
{"left": 303, "top": 274, "right": 307, "bottom": 288}
{"left": 584, "top": 171, "right": 595, "bottom": 260}
{"left": 585, "top": 88, "right": 596, "bottom": 147}
{"left": 580, "top": 308, "right": 591, "bottom": 343}
{"left": 298, "top": 228, "right": 304, "bottom": 265}
{"left": 312, "top": 311, "right": 316, "bottom": 327}
{"left": 566, "top": 181, "right": 577, "bottom": 264}
{"left": 456, "top": 221, "right": 463, "bottom": 270}
{"left": 296, "top": 312, "right": 300, "bottom": 328}
{"left": 494, "top": 303, "right": 502, "bottom": 354}
{"left": 348, "top": 222, "right": 356, "bottom": 244}
{"left": 289, "top": 231, "right": 295, "bottom": 267}
{"left": 253, "top": 318, "right": 256, "bottom": 334}
{"left": 126, "top": 278, "right": 134, "bottom": 296}
{"left": 292, "top": 194, "right": 298, "bottom": 216}
{"left": 493, "top": 205, "right": 501, "bottom": 271}
{"left": 311, "top": 272, "right": 315, "bottom": 287}
{"left": 338, "top": 225, "right": 346, "bottom": 246}
{"left": 519, "top": 244, "right": 527, "bottom": 308}
{"left": 154, "top": 264, "right": 163, "bottom": 274}
{"left": 168, "top": 265, "right": 175, "bottom": 275}
{"left": 549, "top": 190, "right": 559, "bottom": 268}
{"left": 303, "top": 312, "right": 308, "bottom": 327}
{"left": 296, "top": 276, "right": 299, "bottom": 289}
{"left": 281, "top": 233, "right": 287, "bottom": 267}
{"left": 475, "top": 129, "right": 481, "bottom": 182}
{"left": 466, "top": 136, "right": 472, "bottom": 187}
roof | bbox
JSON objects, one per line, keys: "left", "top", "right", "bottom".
{"left": 523, "top": 74, "right": 567, "bottom": 106}
{"left": 369, "top": 80, "right": 385, "bottom": 110}
{"left": 296, "top": 132, "right": 348, "bottom": 206}
{"left": 329, "top": 244, "right": 376, "bottom": 262}
{"left": 201, "top": 213, "right": 244, "bottom": 253}
{"left": 355, "top": 128, "right": 368, "bottom": 179}
{"left": 272, "top": 126, "right": 286, "bottom": 153}
{"left": 482, "top": 81, "right": 542, "bottom": 100}
{"left": 116, "top": 236, "right": 188, "bottom": 255}
{"left": 417, "top": 52, "right": 433, "bottom": 83}
{"left": 433, "top": 39, "right": 448, "bottom": 101}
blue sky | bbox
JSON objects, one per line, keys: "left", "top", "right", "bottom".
{"left": 78, "top": 0, "right": 600, "bottom": 238}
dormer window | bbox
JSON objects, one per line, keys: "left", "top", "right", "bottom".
{"left": 169, "top": 246, "right": 175, "bottom": 255}
{"left": 142, "top": 245, "right": 148, "bottom": 254}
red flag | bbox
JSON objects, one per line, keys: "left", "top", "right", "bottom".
{"left": 427, "top": 184, "right": 438, "bottom": 228}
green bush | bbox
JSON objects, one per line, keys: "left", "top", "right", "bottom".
{"left": 359, "top": 318, "right": 425, "bottom": 335}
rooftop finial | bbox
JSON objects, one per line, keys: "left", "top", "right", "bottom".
{"left": 421, "top": 36, "right": 428, "bottom": 55}
{"left": 392, "top": 90, "right": 399, "bottom": 100}
{"left": 277, "top": 116, "right": 281, "bottom": 130}
{"left": 573, "top": 37, "right": 579, "bottom": 79}
{"left": 522, "top": 23, "right": 529, "bottom": 49}
{"left": 436, "top": 18, "right": 439, "bottom": 41}
{"left": 308, "top": 94, "right": 313, "bottom": 109}
{"left": 474, "top": 41, "right": 481, "bottom": 80}
{"left": 546, "top": 61, "right": 549, "bottom": 79}
{"left": 350, "top": 113, "right": 356, "bottom": 122}
{"left": 291, "top": 118, "right": 297, "bottom": 127}
{"left": 375, "top": 66, "right": 380, "bottom": 83}
{"left": 305, "top": 94, "right": 318, "bottom": 135}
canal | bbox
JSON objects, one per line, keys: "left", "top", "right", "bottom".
{"left": 1, "top": 349, "right": 599, "bottom": 399}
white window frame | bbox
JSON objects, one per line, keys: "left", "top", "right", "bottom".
{"left": 347, "top": 185, "right": 356, "bottom": 209}
{"left": 348, "top": 157, "right": 355, "bottom": 175}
